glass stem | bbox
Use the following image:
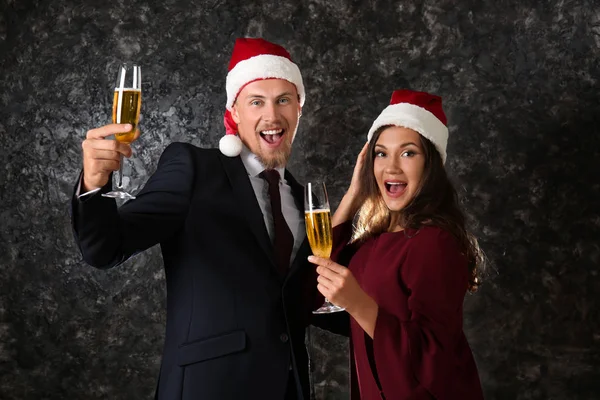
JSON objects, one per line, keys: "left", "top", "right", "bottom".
{"left": 117, "top": 154, "right": 124, "bottom": 189}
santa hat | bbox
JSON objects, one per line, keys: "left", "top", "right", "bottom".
{"left": 219, "top": 38, "right": 305, "bottom": 157}
{"left": 367, "top": 89, "right": 449, "bottom": 164}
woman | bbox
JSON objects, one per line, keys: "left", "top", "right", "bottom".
{"left": 309, "top": 89, "right": 485, "bottom": 399}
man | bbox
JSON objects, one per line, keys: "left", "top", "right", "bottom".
{"left": 72, "top": 38, "right": 322, "bottom": 400}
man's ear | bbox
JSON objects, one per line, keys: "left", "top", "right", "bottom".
{"left": 231, "top": 104, "right": 241, "bottom": 124}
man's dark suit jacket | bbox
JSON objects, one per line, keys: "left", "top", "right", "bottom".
{"left": 71, "top": 142, "right": 326, "bottom": 400}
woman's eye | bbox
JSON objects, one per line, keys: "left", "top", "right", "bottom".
{"left": 401, "top": 150, "right": 415, "bottom": 157}
{"left": 375, "top": 151, "right": 386, "bottom": 157}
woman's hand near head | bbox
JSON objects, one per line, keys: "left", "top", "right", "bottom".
{"left": 332, "top": 141, "right": 369, "bottom": 226}
{"left": 347, "top": 141, "right": 369, "bottom": 198}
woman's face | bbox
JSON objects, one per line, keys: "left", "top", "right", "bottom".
{"left": 373, "top": 126, "right": 426, "bottom": 212}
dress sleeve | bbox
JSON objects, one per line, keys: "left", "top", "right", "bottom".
{"left": 330, "top": 220, "right": 354, "bottom": 265}
{"left": 372, "top": 228, "right": 471, "bottom": 399}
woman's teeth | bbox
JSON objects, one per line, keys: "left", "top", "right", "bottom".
{"left": 386, "top": 182, "right": 406, "bottom": 193}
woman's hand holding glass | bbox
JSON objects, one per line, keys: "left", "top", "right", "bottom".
{"left": 305, "top": 182, "right": 345, "bottom": 314}
{"left": 308, "top": 255, "right": 365, "bottom": 312}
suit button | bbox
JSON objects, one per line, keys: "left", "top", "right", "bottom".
{"left": 280, "top": 333, "right": 289, "bottom": 343}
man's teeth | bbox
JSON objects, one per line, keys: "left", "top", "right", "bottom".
{"left": 261, "top": 129, "right": 283, "bottom": 135}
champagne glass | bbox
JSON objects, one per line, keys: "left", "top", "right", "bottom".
{"left": 102, "top": 63, "right": 142, "bottom": 200}
{"left": 305, "top": 182, "right": 345, "bottom": 314}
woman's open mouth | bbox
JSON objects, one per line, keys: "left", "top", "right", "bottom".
{"left": 384, "top": 180, "right": 407, "bottom": 198}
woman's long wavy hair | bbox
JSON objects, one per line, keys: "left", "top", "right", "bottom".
{"left": 352, "top": 126, "right": 486, "bottom": 292}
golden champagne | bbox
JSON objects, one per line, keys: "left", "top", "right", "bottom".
{"left": 112, "top": 89, "right": 141, "bottom": 144}
{"left": 305, "top": 209, "right": 333, "bottom": 258}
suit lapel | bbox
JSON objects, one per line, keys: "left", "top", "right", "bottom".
{"left": 219, "top": 158, "right": 310, "bottom": 281}
{"left": 284, "top": 170, "right": 304, "bottom": 216}
{"left": 284, "top": 170, "right": 310, "bottom": 281}
{"left": 220, "top": 154, "right": 276, "bottom": 270}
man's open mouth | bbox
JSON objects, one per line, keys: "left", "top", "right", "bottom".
{"left": 260, "top": 129, "right": 285, "bottom": 145}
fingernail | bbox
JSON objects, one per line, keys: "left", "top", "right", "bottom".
{"left": 308, "top": 256, "right": 315, "bottom": 262}
{"left": 124, "top": 124, "right": 132, "bottom": 130}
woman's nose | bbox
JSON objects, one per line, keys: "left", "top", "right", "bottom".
{"left": 384, "top": 156, "right": 402, "bottom": 174}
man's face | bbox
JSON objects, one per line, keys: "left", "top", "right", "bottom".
{"left": 231, "top": 79, "right": 301, "bottom": 169}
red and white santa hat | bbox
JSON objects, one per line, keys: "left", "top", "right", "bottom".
{"left": 367, "top": 89, "right": 449, "bottom": 164}
{"left": 220, "top": 38, "right": 306, "bottom": 157}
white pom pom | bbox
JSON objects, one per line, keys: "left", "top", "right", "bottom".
{"left": 219, "top": 134, "right": 243, "bottom": 157}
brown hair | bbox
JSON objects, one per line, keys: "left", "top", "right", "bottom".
{"left": 352, "top": 126, "right": 485, "bottom": 292}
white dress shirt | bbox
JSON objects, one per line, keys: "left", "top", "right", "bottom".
{"left": 239, "top": 146, "right": 305, "bottom": 266}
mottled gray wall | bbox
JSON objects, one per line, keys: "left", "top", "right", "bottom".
{"left": 1, "top": 0, "right": 599, "bottom": 399}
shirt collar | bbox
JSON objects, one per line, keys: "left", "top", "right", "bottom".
{"left": 240, "top": 144, "right": 286, "bottom": 180}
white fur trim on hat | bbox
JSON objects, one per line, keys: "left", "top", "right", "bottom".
{"left": 219, "top": 134, "right": 243, "bottom": 157}
{"left": 226, "top": 54, "right": 305, "bottom": 110}
{"left": 367, "top": 103, "right": 449, "bottom": 164}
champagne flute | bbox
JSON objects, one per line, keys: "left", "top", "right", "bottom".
{"left": 102, "top": 63, "right": 142, "bottom": 200}
{"left": 304, "top": 182, "right": 345, "bottom": 314}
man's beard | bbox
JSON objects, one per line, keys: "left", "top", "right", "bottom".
{"left": 257, "top": 144, "right": 292, "bottom": 169}
{"left": 257, "top": 121, "right": 298, "bottom": 169}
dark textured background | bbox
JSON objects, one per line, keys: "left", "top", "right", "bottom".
{"left": 1, "top": 0, "right": 599, "bottom": 399}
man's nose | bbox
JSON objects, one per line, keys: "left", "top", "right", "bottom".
{"left": 262, "top": 102, "right": 278, "bottom": 122}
